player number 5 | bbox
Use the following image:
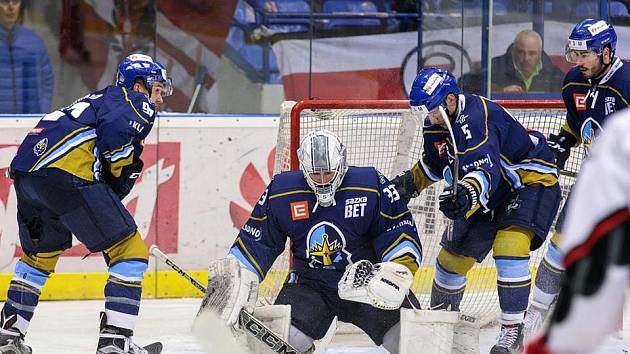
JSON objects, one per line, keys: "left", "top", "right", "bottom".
{"left": 461, "top": 124, "right": 472, "bottom": 140}
{"left": 383, "top": 184, "right": 400, "bottom": 203}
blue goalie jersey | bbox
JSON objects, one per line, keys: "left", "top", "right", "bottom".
{"left": 411, "top": 94, "right": 558, "bottom": 217}
{"left": 10, "top": 85, "right": 155, "bottom": 182}
{"left": 561, "top": 57, "right": 630, "bottom": 150}
{"left": 229, "top": 166, "right": 423, "bottom": 289}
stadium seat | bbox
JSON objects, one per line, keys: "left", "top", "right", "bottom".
{"left": 610, "top": 1, "right": 630, "bottom": 17}
{"left": 265, "top": 0, "right": 311, "bottom": 33}
{"left": 322, "top": 0, "right": 383, "bottom": 28}
{"left": 575, "top": 2, "right": 597, "bottom": 18}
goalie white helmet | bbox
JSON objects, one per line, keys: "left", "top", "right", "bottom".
{"left": 297, "top": 129, "right": 347, "bottom": 208}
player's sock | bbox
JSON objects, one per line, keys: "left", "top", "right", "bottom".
{"left": 430, "top": 261, "right": 466, "bottom": 311}
{"left": 532, "top": 242, "right": 565, "bottom": 309}
{"left": 524, "top": 242, "right": 564, "bottom": 339}
{"left": 2, "top": 260, "right": 50, "bottom": 335}
{"left": 495, "top": 257, "right": 531, "bottom": 325}
{"left": 103, "top": 259, "right": 147, "bottom": 331}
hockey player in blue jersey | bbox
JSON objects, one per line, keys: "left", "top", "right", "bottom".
{"left": 524, "top": 18, "right": 630, "bottom": 340}
{"left": 392, "top": 68, "right": 561, "bottom": 354}
{"left": 205, "top": 130, "right": 422, "bottom": 353}
{"left": 0, "top": 54, "right": 172, "bottom": 354}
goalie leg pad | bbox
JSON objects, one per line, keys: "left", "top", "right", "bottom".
{"left": 198, "top": 257, "right": 259, "bottom": 328}
{"left": 246, "top": 305, "right": 296, "bottom": 354}
{"left": 398, "top": 309, "right": 479, "bottom": 354}
{"left": 399, "top": 309, "right": 459, "bottom": 354}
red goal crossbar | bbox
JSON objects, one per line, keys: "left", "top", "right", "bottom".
{"left": 288, "top": 99, "right": 565, "bottom": 170}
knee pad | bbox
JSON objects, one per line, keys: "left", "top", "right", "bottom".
{"left": 21, "top": 250, "right": 62, "bottom": 274}
{"left": 103, "top": 230, "right": 149, "bottom": 265}
{"left": 436, "top": 248, "right": 475, "bottom": 276}
{"left": 104, "top": 231, "right": 148, "bottom": 280}
{"left": 493, "top": 226, "right": 533, "bottom": 259}
{"left": 550, "top": 230, "right": 562, "bottom": 246}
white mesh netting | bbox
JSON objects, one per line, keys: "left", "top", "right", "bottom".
{"left": 259, "top": 100, "right": 582, "bottom": 326}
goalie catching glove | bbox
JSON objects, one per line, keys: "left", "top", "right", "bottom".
{"left": 338, "top": 260, "right": 414, "bottom": 310}
{"left": 197, "top": 257, "right": 259, "bottom": 328}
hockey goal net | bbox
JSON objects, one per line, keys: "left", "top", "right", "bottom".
{"left": 260, "top": 99, "right": 582, "bottom": 326}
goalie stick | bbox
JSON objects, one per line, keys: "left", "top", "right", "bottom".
{"left": 149, "top": 245, "right": 302, "bottom": 354}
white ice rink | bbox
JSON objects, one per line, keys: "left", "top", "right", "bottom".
{"left": 13, "top": 298, "right": 630, "bottom": 353}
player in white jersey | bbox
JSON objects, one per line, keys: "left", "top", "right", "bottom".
{"left": 525, "top": 108, "right": 630, "bottom": 354}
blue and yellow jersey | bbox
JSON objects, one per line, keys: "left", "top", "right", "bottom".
{"left": 10, "top": 85, "right": 156, "bottom": 181}
{"left": 410, "top": 94, "right": 558, "bottom": 216}
{"left": 561, "top": 57, "right": 630, "bottom": 149}
{"left": 228, "top": 166, "right": 422, "bottom": 289}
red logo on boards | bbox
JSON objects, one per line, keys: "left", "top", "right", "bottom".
{"left": 574, "top": 93, "right": 587, "bottom": 111}
{"left": 290, "top": 201, "right": 310, "bottom": 220}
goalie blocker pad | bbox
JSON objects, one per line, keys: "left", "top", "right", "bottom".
{"left": 338, "top": 260, "right": 413, "bottom": 310}
{"left": 198, "top": 257, "right": 259, "bottom": 327}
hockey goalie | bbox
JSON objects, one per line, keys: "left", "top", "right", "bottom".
{"left": 197, "top": 129, "right": 424, "bottom": 353}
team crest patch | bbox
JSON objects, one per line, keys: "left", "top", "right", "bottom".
{"left": 33, "top": 138, "right": 48, "bottom": 156}
{"left": 580, "top": 118, "right": 603, "bottom": 150}
{"left": 290, "top": 201, "right": 309, "bottom": 220}
{"left": 306, "top": 221, "right": 352, "bottom": 268}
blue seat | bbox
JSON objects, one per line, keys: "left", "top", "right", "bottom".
{"left": 322, "top": 0, "right": 383, "bottom": 28}
{"left": 265, "top": 0, "right": 311, "bottom": 33}
{"left": 239, "top": 44, "right": 281, "bottom": 83}
{"left": 575, "top": 2, "right": 597, "bottom": 17}
{"left": 610, "top": 1, "right": 630, "bottom": 17}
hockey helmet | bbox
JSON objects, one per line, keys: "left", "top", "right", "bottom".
{"left": 409, "top": 68, "right": 459, "bottom": 116}
{"left": 297, "top": 129, "right": 347, "bottom": 208}
{"left": 116, "top": 54, "right": 173, "bottom": 96}
{"left": 566, "top": 19, "right": 617, "bottom": 63}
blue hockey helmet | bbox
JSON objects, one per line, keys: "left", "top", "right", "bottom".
{"left": 409, "top": 68, "right": 459, "bottom": 115}
{"left": 566, "top": 19, "right": 617, "bottom": 63}
{"left": 116, "top": 54, "right": 173, "bottom": 96}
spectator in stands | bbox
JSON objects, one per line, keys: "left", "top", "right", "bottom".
{"left": 459, "top": 30, "right": 564, "bottom": 94}
{"left": 0, "top": 0, "right": 53, "bottom": 114}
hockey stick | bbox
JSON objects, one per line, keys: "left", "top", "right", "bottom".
{"left": 438, "top": 105, "right": 459, "bottom": 242}
{"left": 149, "top": 245, "right": 302, "bottom": 354}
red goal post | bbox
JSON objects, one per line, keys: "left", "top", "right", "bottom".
{"left": 268, "top": 98, "right": 574, "bottom": 326}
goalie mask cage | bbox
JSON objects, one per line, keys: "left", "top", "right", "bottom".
{"left": 261, "top": 99, "right": 581, "bottom": 326}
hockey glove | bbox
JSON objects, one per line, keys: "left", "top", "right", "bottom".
{"left": 547, "top": 131, "right": 576, "bottom": 170}
{"left": 101, "top": 159, "right": 144, "bottom": 200}
{"left": 391, "top": 170, "right": 418, "bottom": 205}
{"left": 439, "top": 180, "right": 479, "bottom": 220}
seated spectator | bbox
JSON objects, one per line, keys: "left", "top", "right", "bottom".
{"left": 459, "top": 30, "right": 564, "bottom": 94}
{"left": 0, "top": 0, "right": 53, "bottom": 113}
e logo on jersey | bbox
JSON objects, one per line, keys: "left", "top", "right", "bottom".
{"left": 433, "top": 139, "right": 448, "bottom": 157}
{"left": 306, "top": 221, "right": 352, "bottom": 268}
{"left": 290, "top": 201, "right": 309, "bottom": 220}
{"left": 33, "top": 138, "right": 48, "bottom": 156}
{"left": 573, "top": 93, "right": 587, "bottom": 111}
